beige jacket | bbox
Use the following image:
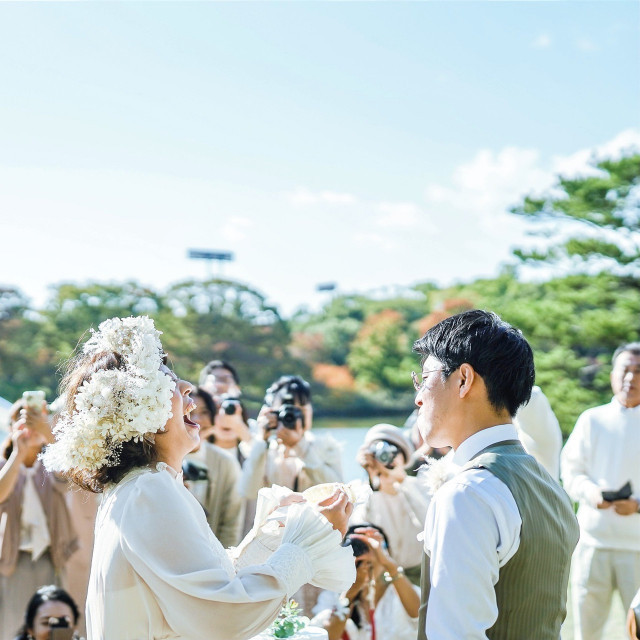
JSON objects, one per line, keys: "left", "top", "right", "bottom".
{"left": 0, "top": 459, "right": 78, "bottom": 576}
{"left": 201, "top": 443, "right": 244, "bottom": 548}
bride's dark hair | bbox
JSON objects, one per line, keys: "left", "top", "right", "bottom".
{"left": 61, "top": 350, "right": 157, "bottom": 493}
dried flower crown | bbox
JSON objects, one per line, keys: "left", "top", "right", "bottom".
{"left": 42, "top": 316, "right": 174, "bottom": 473}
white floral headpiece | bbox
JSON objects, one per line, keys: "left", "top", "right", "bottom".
{"left": 42, "top": 316, "right": 174, "bottom": 473}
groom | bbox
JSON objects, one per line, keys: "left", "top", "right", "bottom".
{"left": 414, "top": 310, "right": 578, "bottom": 640}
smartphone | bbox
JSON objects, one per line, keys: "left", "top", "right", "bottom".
{"left": 50, "top": 629, "right": 74, "bottom": 640}
{"left": 22, "top": 390, "right": 46, "bottom": 410}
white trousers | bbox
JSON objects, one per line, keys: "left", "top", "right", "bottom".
{"left": 571, "top": 542, "right": 640, "bottom": 640}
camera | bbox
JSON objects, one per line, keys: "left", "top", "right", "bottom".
{"left": 220, "top": 397, "right": 241, "bottom": 416}
{"left": 369, "top": 440, "right": 400, "bottom": 469}
{"left": 343, "top": 534, "right": 369, "bottom": 558}
{"left": 48, "top": 616, "right": 74, "bottom": 640}
{"left": 182, "top": 459, "right": 209, "bottom": 482}
{"left": 270, "top": 404, "right": 303, "bottom": 430}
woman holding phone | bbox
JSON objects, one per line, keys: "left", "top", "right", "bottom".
{"left": 14, "top": 584, "right": 82, "bottom": 640}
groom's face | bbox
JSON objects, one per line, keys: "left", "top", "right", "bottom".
{"left": 414, "top": 356, "right": 456, "bottom": 448}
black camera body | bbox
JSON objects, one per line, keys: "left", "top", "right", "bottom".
{"left": 271, "top": 404, "right": 304, "bottom": 430}
{"left": 182, "top": 459, "right": 209, "bottom": 482}
{"left": 343, "top": 534, "right": 369, "bottom": 558}
{"left": 369, "top": 440, "right": 400, "bottom": 469}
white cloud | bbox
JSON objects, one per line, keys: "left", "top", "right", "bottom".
{"left": 285, "top": 187, "right": 358, "bottom": 206}
{"left": 552, "top": 128, "right": 640, "bottom": 178}
{"left": 532, "top": 34, "right": 552, "bottom": 49}
{"left": 425, "top": 146, "right": 552, "bottom": 229}
{"left": 221, "top": 216, "right": 252, "bottom": 242}
{"left": 375, "top": 202, "right": 422, "bottom": 228}
{"left": 419, "top": 128, "right": 640, "bottom": 261}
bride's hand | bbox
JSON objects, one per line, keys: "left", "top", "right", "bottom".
{"left": 278, "top": 492, "right": 306, "bottom": 508}
{"left": 317, "top": 488, "right": 353, "bottom": 537}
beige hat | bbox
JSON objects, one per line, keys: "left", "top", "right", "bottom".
{"left": 363, "top": 423, "right": 414, "bottom": 462}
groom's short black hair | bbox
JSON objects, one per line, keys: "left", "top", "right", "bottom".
{"left": 413, "top": 309, "right": 535, "bottom": 417}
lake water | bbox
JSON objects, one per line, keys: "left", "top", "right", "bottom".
{"left": 313, "top": 414, "right": 408, "bottom": 483}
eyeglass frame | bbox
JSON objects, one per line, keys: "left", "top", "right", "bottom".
{"left": 411, "top": 368, "right": 445, "bottom": 392}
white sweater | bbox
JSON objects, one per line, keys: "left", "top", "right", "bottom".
{"left": 561, "top": 398, "right": 640, "bottom": 550}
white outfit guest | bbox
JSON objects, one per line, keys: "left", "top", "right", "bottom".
{"left": 87, "top": 463, "right": 354, "bottom": 640}
{"left": 422, "top": 424, "right": 522, "bottom": 639}
{"left": 513, "top": 385, "right": 562, "bottom": 480}
{"left": 352, "top": 476, "right": 428, "bottom": 574}
{"left": 561, "top": 398, "right": 640, "bottom": 640}
{"left": 311, "top": 582, "right": 421, "bottom": 640}
{"left": 239, "top": 431, "right": 342, "bottom": 498}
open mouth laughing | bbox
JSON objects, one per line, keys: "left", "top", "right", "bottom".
{"left": 184, "top": 401, "right": 200, "bottom": 429}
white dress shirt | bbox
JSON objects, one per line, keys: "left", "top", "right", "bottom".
{"left": 422, "top": 424, "right": 523, "bottom": 640}
{"left": 561, "top": 398, "right": 640, "bottom": 550}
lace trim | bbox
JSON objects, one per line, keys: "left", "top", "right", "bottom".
{"left": 266, "top": 542, "right": 313, "bottom": 598}
{"left": 155, "top": 461, "right": 184, "bottom": 483}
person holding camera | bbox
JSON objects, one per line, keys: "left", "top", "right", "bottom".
{"left": 311, "top": 524, "right": 420, "bottom": 640}
{"left": 352, "top": 424, "right": 427, "bottom": 588}
{"left": 239, "top": 375, "right": 342, "bottom": 499}
{"left": 238, "top": 375, "right": 343, "bottom": 616}
{"left": 182, "top": 387, "right": 245, "bottom": 548}
{"left": 0, "top": 398, "right": 78, "bottom": 640}
{"left": 199, "top": 360, "right": 254, "bottom": 449}
{"left": 14, "top": 584, "right": 83, "bottom": 640}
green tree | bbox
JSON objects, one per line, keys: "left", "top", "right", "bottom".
{"left": 347, "top": 309, "right": 417, "bottom": 395}
{"left": 512, "top": 153, "right": 640, "bottom": 275}
{"left": 159, "top": 279, "right": 305, "bottom": 401}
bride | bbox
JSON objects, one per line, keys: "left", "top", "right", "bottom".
{"left": 43, "top": 317, "right": 355, "bottom": 640}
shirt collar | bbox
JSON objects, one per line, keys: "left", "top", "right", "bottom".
{"left": 452, "top": 423, "right": 519, "bottom": 467}
{"left": 611, "top": 396, "right": 640, "bottom": 413}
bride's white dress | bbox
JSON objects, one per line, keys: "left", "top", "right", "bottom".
{"left": 86, "top": 465, "right": 355, "bottom": 640}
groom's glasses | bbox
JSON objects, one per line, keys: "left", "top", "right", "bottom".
{"left": 411, "top": 369, "right": 444, "bottom": 391}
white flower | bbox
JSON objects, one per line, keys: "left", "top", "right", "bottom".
{"left": 42, "top": 316, "right": 174, "bottom": 474}
{"left": 418, "top": 455, "right": 457, "bottom": 495}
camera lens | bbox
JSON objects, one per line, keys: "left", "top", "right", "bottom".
{"left": 221, "top": 399, "right": 238, "bottom": 415}
{"left": 370, "top": 441, "right": 399, "bottom": 467}
{"left": 277, "top": 404, "right": 302, "bottom": 430}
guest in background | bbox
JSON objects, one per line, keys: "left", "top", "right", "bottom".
{"left": 562, "top": 342, "right": 640, "bottom": 640}
{"left": 199, "top": 359, "right": 242, "bottom": 401}
{"left": 239, "top": 375, "right": 342, "bottom": 498}
{"left": 352, "top": 424, "right": 427, "bottom": 587}
{"left": 0, "top": 399, "right": 77, "bottom": 640}
{"left": 312, "top": 524, "right": 420, "bottom": 640}
{"left": 14, "top": 584, "right": 82, "bottom": 640}
{"left": 513, "top": 385, "right": 562, "bottom": 480}
{"left": 239, "top": 375, "right": 343, "bottom": 615}
{"left": 185, "top": 387, "right": 244, "bottom": 548}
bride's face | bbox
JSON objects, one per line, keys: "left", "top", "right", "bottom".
{"left": 155, "top": 366, "right": 201, "bottom": 460}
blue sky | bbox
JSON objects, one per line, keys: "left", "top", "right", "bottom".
{"left": 0, "top": 1, "right": 638, "bottom": 315}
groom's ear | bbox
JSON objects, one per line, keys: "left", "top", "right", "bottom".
{"left": 457, "top": 363, "right": 476, "bottom": 399}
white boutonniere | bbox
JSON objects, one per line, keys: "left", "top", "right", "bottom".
{"left": 418, "top": 454, "right": 457, "bottom": 496}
